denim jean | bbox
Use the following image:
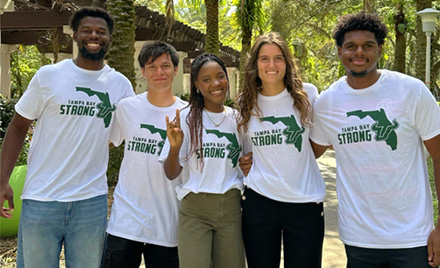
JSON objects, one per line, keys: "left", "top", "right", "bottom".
{"left": 17, "top": 195, "right": 107, "bottom": 268}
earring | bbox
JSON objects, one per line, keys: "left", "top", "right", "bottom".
{"left": 196, "top": 89, "right": 200, "bottom": 94}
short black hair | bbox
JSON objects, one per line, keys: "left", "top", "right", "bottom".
{"left": 332, "top": 12, "right": 388, "bottom": 47}
{"left": 138, "top": 41, "right": 179, "bottom": 68}
{"left": 69, "top": 6, "right": 114, "bottom": 35}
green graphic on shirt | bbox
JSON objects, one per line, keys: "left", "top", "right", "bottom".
{"left": 260, "top": 115, "right": 305, "bottom": 152}
{"left": 140, "top": 124, "right": 167, "bottom": 155}
{"left": 206, "top": 129, "right": 242, "bottom": 167}
{"left": 346, "top": 109, "right": 399, "bottom": 150}
{"left": 76, "top": 87, "right": 116, "bottom": 127}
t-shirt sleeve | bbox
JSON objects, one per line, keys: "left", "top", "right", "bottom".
{"left": 415, "top": 84, "right": 440, "bottom": 141}
{"left": 309, "top": 95, "right": 332, "bottom": 146}
{"left": 15, "top": 72, "right": 45, "bottom": 120}
{"left": 109, "top": 105, "right": 124, "bottom": 146}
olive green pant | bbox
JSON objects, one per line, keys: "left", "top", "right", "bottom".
{"left": 178, "top": 189, "right": 245, "bottom": 268}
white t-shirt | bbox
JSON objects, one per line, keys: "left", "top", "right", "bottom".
{"left": 310, "top": 69, "right": 440, "bottom": 248}
{"left": 159, "top": 106, "right": 243, "bottom": 201}
{"left": 107, "top": 93, "right": 187, "bottom": 247}
{"left": 15, "top": 59, "right": 134, "bottom": 202}
{"left": 243, "top": 84, "right": 326, "bottom": 203}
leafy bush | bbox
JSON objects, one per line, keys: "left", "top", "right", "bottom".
{"left": 0, "top": 96, "right": 31, "bottom": 166}
{"left": 428, "top": 157, "right": 438, "bottom": 224}
{"left": 107, "top": 144, "right": 124, "bottom": 187}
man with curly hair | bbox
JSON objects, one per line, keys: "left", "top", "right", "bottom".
{"left": 311, "top": 12, "right": 440, "bottom": 267}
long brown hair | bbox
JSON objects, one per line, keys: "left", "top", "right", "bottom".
{"left": 237, "top": 32, "right": 312, "bottom": 132}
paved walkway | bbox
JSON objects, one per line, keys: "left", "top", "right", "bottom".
{"left": 318, "top": 150, "right": 346, "bottom": 268}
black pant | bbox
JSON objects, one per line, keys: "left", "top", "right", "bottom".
{"left": 241, "top": 187, "right": 324, "bottom": 268}
{"left": 102, "top": 234, "right": 179, "bottom": 268}
{"left": 345, "top": 244, "right": 435, "bottom": 268}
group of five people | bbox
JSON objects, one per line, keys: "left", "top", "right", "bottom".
{"left": 1, "top": 6, "right": 440, "bottom": 268}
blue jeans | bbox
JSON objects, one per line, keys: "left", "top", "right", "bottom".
{"left": 17, "top": 195, "right": 107, "bottom": 268}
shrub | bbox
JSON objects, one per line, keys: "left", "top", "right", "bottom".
{"left": 0, "top": 96, "right": 30, "bottom": 166}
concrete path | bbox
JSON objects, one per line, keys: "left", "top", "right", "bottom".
{"left": 318, "top": 150, "right": 346, "bottom": 268}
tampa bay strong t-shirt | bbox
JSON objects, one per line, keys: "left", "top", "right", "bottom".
{"left": 15, "top": 59, "right": 134, "bottom": 202}
{"left": 107, "top": 93, "right": 187, "bottom": 246}
{"left": 310, "top": 69, "right": 440, "bottom": 248}
{"left": 159, "top": 106, "right": 244, "bottom": 201}
{"left": 243, "top": 84, "right": 325, "bottom": 204}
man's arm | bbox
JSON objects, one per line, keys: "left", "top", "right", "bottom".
{"left": 310, "top": 139, "right": 330, "bottom": 159}
{"left": 0, "top": 113, "right": 33, "bottom": 218}
{"left": 425, "top": 134, "right": 440, "bottom": 267}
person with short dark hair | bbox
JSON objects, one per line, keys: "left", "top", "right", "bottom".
{"left": 0, "top": 6, "right": 134, "bottom": 268}
{"left": 310, "top": 12, "right": 440, "bottom": 268}
{"left": 102, "top": 40, "right": 186, "bottom": 268}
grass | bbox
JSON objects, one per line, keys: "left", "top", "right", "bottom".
{"left": 429, "top": 156, "right": 438, "bottom": 224}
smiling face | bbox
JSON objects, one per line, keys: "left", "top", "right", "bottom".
{"left": 195, "top": 61, "right": 228, "bottom": 112}
{"left": 142, "top": 53, "right": 178, "bottom": 92}
{"left": 74, "top": 16, "right": 111, "bottom": 62}
{"left": 257, "top": 43, "right": 286, "bottom": 93}
{"left": 338, "top": 30, "right": 382, "bottom": 86}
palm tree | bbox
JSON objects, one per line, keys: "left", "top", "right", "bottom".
{"left": 235, "top": 0, "right": 265, "bottom": 91}
{"left": 106, "top": 0, "right": 137, "bottom": 89}
{"left": 187, "top": 0, "right": 221, "bottom": 55}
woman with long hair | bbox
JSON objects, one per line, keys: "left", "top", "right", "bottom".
{"left": 160, "top": 53, "right": 245, "bottom": 268}
{"left": 238, "top": 32, "right": 325, "bottom": 268}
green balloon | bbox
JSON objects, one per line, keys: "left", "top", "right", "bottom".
{"left": 0, "top": 165, "right": 27, "bottom": 238}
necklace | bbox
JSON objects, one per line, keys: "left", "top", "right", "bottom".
{"left": 204, "top": 106, "right": 226, "bottom": 127}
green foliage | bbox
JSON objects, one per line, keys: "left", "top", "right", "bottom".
{"left": 107, "top": 144, "right": 124, "bottom": 187}
{"left": 10, "top": 45, "right": 50, "bottom": 98}
{"left": 0, "top": 97, "right": 31, "bottom": 166}
{"left": 428, "top": 157, "right": 438, "bottom": 224}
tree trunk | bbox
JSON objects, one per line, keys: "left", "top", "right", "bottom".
{"left": 393, "top": 4, "right": 406, "bottom": 73}
{"left": 363, "top": 0, "right": 375, "bottom": 13}
{"left": 239, "top": 0, "right": 256, "bottom": 92}
{"left": 415, "top": 0, "right": 432, "bottom": 88}
{"left": 204, "top": 0, "right": 220, "bottom": 55}
{"left": 106, "top": 0, "right": 137, "bottom": 89}
{"left": 163, "top": 0, "right": 175, "bottom": 41}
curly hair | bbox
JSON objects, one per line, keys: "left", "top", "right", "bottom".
{"left": 237, "top": 32, "right": 311, "bottom": 133}
{"left": 332, "top": 12, "right": 388, "bottom": 47}
{"left": 69, "top": 6, "right": 114, "bottom": 35}
{"left": 186, "top": 53, "right": 229, "bottom": 167}
{"left": 138, "top": 41, "right": 179, "bottom": 69}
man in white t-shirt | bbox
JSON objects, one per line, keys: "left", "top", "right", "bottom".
{"left": 0, "top": 7, "right": 134, "bottom": 268}
{"left": 310, "top": 12, "right": 440, "bottom": 268}
{"left": 102, "top": 41, "right": 187, "bottom": 268}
